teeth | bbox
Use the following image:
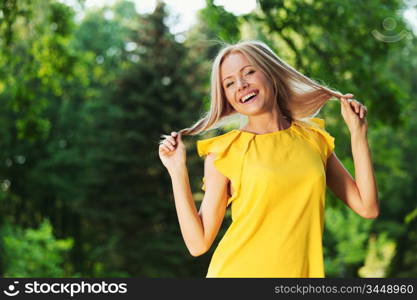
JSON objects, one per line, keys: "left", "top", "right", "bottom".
{"left": 240, "top": 92, "right": 256, "bottom": 103}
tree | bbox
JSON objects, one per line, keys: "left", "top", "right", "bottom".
{"left": 82, "top": 1, "right": 208, "bottom": 276}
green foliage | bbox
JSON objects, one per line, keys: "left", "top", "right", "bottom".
{"left": 0, "top": 0, "right": 77, "bottom": 140}
{"left": 324, "top": 206, "right": 373, "bottom": 277}
{"left": 0, "top": 219, "right": 74, "bottom": 277}
{"left": 199, "top": 0, "right": 241, "bottom": 43}
{"left": 358, "top": 232, "right": 396, "bottom": 278}
{"left": 0, "top": 0, "right": 415, "bottom": 278}
{"left": 69, "top": 1, "right": 208, "bottom": 277}
{"left": 247, "top": 0, "right": 408, "bottom": 126}
{"left": 386, "top": 208, "right": 417, "bottom": 277}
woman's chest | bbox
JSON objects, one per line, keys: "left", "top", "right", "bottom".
{"left": 241, "top": 137, "right": 325, "bottom": 190}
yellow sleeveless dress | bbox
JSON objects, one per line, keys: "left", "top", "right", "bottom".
{"left": 196, "top": 118, "right": 335, "bottom": 278}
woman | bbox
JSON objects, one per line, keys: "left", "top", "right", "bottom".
{"left": 158, "top": 40, "right": 379, "bottom": 278}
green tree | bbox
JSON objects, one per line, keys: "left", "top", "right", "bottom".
{"left": 0, "top": 0, "right": 77, "bottom": 140}
{"left": 0, "top": 219, "right": 74, "bottom": 277}
{"left": 82, "top": 1, "right": 208, "bottom": 277}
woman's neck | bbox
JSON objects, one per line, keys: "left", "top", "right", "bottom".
{"left": 242, "top": 109, "right": 290, "bottom": 135}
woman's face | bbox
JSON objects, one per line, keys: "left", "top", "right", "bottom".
{"left": 220, "top": 52, "right": 275, "bottom": 116}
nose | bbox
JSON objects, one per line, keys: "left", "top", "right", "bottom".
{"left": 236, "top": 76, "right": 249, "bottom": 90}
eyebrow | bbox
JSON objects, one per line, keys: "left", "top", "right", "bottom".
{"left": 222, "top": 65, "right": 253, "bottom": 82}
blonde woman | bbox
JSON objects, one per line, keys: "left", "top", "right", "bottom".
{"left": 158, "top": 40, "right": 379, "bottom": 278}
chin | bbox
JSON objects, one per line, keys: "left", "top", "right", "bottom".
{"left": 242, "top": 102, "right": 267, "bottom": 114}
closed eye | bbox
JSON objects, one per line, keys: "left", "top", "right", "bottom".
{"left": 225, "top": 69, "right": 254, "bottom": 88}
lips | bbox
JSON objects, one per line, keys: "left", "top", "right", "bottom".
{"left": 241, "top": 94, "right": 257, "bottom": 104}
{"left": 239, "top": 89, "right": 259, "bottom": 104}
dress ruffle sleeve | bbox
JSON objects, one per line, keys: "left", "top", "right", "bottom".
{"left": 196, "top": 130, "right": 252, "bottom": 207}
{"left": 307, "top": 118, "right": 335, "bottom": 162}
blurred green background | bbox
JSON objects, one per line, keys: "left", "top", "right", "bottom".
{"left": 0, "top": 0, "right": 416, "bottom": 277}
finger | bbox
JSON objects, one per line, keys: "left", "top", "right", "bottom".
{"left": 354, "top": 103, "right": 360, "bottom": 114}
{"left": 160, "top": 136, "right": 176, "bottom": 147}
{"left": 340, "top": 97, "right": 346, "bottom": 108}
{"left": 162, "top": 140, "right": 174, "bottom": 151}
{"left": 360, "top": 106, "right": 364, "bottom": 118}
{"left": 159, "top": 141, "right": 167, "bottom": 149}
{"left": 166, "top": 136, "right": 176, "bottom": 146}
{"left": 171, "top": 131, "right": 178, "bottom": 137}
{"left": 163, "top": 139, "right": 175, "bottom": 149}
{"left": 349, "top": 99, "right": 360, "bottom": 113}
{"left": 159, "top": 144, "right": 169, "bottom": 153}
{"left": 343, "top": 98, "right": 355, "bottom": 113}
{"left": 162, "top": 145, "right": 172, "bottom": 153}
{"left": 341, "top": 97, "right": 349, "bottom": 107}
{"left": 166, "top": 142, "right": 175, "bottom": 151}
{"left": 361, "top": 105, "right": 368, "bottom": 118}
{"left": 166, "top": 144, "right": 175, "bottom": 152}
{"left": 356, "top": 101, "right": 365, "bottom": 114}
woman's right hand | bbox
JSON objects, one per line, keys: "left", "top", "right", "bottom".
{"left": 158, "top": 131, "right": 186, "bottom": 172}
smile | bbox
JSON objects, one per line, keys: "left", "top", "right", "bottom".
{"left": 240, "top": 90, "right": 258, "bottom": 104}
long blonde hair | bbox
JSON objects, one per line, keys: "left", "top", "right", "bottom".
{"left": 177, "top": 40, "right": 344, "bottom": 136}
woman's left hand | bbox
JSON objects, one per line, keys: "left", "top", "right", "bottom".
{"left": 340, "top": 93, "right": 368, "bottom": 134}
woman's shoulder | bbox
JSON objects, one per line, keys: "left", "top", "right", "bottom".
{"left": 307, "top": 117, "right": 326, "bottom": 129}
{"left": 296, "top": 117, "right": 325, "bottom": 130}
{"left": 196, "top": 129, "right": 241, "bottom": 158}
{"left": 295, "top": 117, "right": 335, "bottom": 160}
{"left": 295, "top": 117, "right": 331, "bottom": 136}
{"left": 197, "top": 129, "right": 239, "bottom": 144}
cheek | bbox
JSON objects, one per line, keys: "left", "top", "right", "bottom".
{"left": 224, "top": 89, "right": 235, "bottom": 103}
{"left": 257, "top": 76, "right": 273, "bottom": 97}
{"left": 223, "top": 91, "right": 240, "bottom": 110}
{"left": 255, "top": 74, "right": 269, "bottom": 87}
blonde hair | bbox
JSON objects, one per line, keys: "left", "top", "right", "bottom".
{"left": 177, "top": 40, "right": 344, "bottom": 136}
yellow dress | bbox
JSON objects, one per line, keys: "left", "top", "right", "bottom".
{"left": 196, "top": 118, "right": 335, "bottom": 278}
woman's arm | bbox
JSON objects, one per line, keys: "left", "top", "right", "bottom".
{"left": 326, "top": 96, "right": 379, "bottom": 219}
{"left": 168, "top": 154, "right": 228, "bottom": 257}
{"left": 326, "top": 145, "right": 379, "bottom": 219}
{"left": 159, "top": 131, "right": 229, "bottom": 256}
{"left": 351, "top": 130, "right": 379, "bottom": 217}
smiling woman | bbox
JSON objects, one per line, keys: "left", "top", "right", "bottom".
{"left": 220, "top": 51, "right": 282, "bottom": 131}
{"left": 158, "top": 40, "right": 379, "bottom": 278}
{"left": 177, "top": 40, "right": 345, "bottom": 136}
